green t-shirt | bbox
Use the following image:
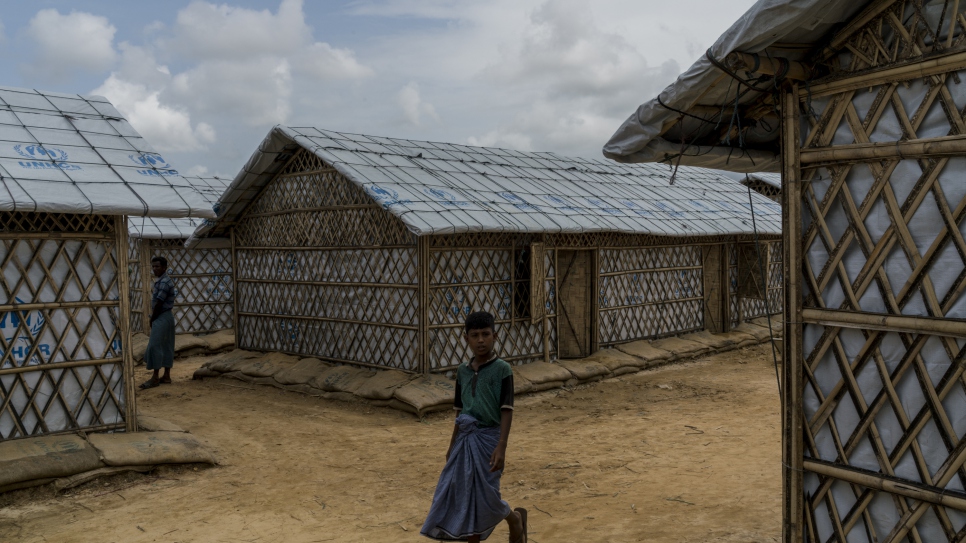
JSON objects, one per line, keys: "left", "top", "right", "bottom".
{"left": 454, "top": 357, "right": 514, "bottom": 428}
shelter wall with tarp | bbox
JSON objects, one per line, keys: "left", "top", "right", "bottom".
{"left": 0, "top": 87, "right": 214, "bottom": 441}
{"left": 191, "top": 127, "right": 782, "bottom": 373}
{"left": 604, "top": 1, "right": 966, "bottom": 541}
{"left": 128, "top": 176, "right": 231, "bottom": 335}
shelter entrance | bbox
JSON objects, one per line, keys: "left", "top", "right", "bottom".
{"left": 556, "top": 249, "right": 595, "bottom": 359}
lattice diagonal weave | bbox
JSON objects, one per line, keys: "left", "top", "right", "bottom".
{"left": 797, "top": 66, "right": 966, "bottom": 542}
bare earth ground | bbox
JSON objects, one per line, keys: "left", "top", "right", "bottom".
{"left": 0, "top": 344, "right": 782, "bottom": 543}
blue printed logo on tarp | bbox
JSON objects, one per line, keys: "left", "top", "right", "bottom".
{"left": 14, "top": 144, "right": 82, "bottom": 171}
{"left": 621, "top": 200, "right": 652, "bottom": 217}
{"left": 424, "top": 187, "right": 470, "bottom": 208}
{"left": 499, "top": 192, "right": 539, "bottom": 211}
{"left": 541, "top": 194, "right": 577, "bottom": 212}
{"left": 586, "top": 198, "right": 621, "bottom": 215}
{"left": 0, "top": 298, "right": 50, "bottom": 364}
{"left": 366, "top": 185, "right": 410, "bottom": 208}
{"left": 130, "top": 153, "right": 178, "bottom": 176}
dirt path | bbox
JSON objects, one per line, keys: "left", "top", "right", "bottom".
{"left": 0, "top": 344, "right": 782, "bottom": 543}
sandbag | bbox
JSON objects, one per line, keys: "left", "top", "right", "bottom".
{"left": 393, "top": 376, "right": 455, "bottom": 414}
{"left": 511, "top": 367, "right": 534, "bottom": 395}
{"left": 131, "top": 333, "right": 150, "bottom": 362}
{"left": 174, "top": 334, "right": 209, "bottom": 357}
{"left": 309, "top": 365, "right": 372, "bottom": 394}
{"left": 273, "top": 382, "right": 323, "bottom": 397}
{"left": 732, "top": 322, "right": 773, "bottom": 342}
{"left": 205, "top": 350, "right": 262, "bottom": 373}
{"left": 273, "top": 357, "right": 331, "bottom": 385}
{"left": 88, "top": 432, "right": 216, "bottom": 466}
{"left": 715, "top": 330, "right": 759, "bottom": 348}
{"left": 683, "top": 331, "right": 738, "bottom": 351}
{"left": 233, "top": 352, "right": 300, "bottom": 378}
{"left": 203, "top": 329, "right": 235, "bottom": 352}
{"left": 192, "top": 367, "right": 222, "bottom": 379}
{"left": 614, "top": 341, "right": 673, "bottom": 366}
{"left": 221, "top": 370, "right": 255, "bottom": 383}
{"left": 514, "top": 362, "right": 572, "bottom": 386}
{"left": 650, "top": 336, "right": 712, "bottom": 359}
{"left": 54, "top": 465, "right": 155, "bottom": 492}
{"left": 751, "top": 316, "right": 783, "bottom": 337}
{"left": 137, "top": 416, "right": 186, "bottom": 433}
{"left": 558, "top": 358, "right": 611, "bottom": 381}
{"left": 0, "top": 434, "right": 104, "bottom": 488}
{"left": 388, "top": 398, "right": 454, "bottom": 416}
{"left": 581, "top": 349, "right": 639, "bottom": 373}
{"left": 354, "top": 369, "right": 414, "bottom": 401}
{"left": 529, "top": 380, "right": 565, "bottom": 392}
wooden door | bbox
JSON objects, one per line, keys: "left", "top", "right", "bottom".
{"left": 702, "top": 244, "right": 728, "bottom": 333}
{"left": 557, "top": 250, "right": 594, "bottom": 358}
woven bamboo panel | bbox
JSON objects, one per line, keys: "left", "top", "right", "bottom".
{"left": 0, "top": 214, "right": 127, "bottom": 440}
{"left": 822, "top": 1, "right": 966, "bottom": 76}
{"left": 236, "top": 150, "right": 419, "bottom": 370}
{"left": 790, "top": 48, "right": 966, "bottom": 541}
{"left": 428, "top": 241, "right": 556, "bottom": 372}
{"left": 0, "top": 212, "right": 114, "bottom": 234}
{"left": 128, "top": 237, "right": 145, "bottom": 334}
{"left": 598, "top": 245, "right": 704, "bottom": 345}
{"left": 149, "top": 240, "right": 233, "bottom": 334}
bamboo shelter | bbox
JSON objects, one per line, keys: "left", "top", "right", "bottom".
{"left": 187, "top": 126, "right": 782, "bottom": 374}
{"left": 0, "top": 87, "right": 214, "bottom": 441}
{"left": 604, "top": 1, "right": 966, "bottom": 541}
{"left": 742, "top": 173, "right": 782, "bottom": 202}
{"left": 128, "top": 176, "right": 231, "bottom": 335}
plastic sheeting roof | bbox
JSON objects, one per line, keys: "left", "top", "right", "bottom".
{"left": 187, "top": 126, "right": 781, "bottom": 247}
{"left": 0, "top": 87, "right": 216, "bottom": 218}
{"left": 602, "top": 0, "right": 874, "bottom": 172}
{"left": 746, "top": 172, "right": 781, "bottom": 189}
{"left": 128, "top": 176, "right": 230, "bottom": 239}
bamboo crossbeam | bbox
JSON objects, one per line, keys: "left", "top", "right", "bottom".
{"left": 819, "top": 0, "right": 901, "bottom": 58}
{"left": 2, "top": 421, "right": 126, "bottom": 442}
{"left": 236, "top": 278, "right": 417, "bottom": 289}
{"left": 0, "top": 232, "right": 114, "bottom": 241}
{"left": 0, "top": 300, "right": 117, "bottom": 311}
{"left": 804, "top": 458, "right": 966, "bottom": 512}
{"left": 597, "top": 296, "right": 704, "bottom": 312}
{"left": 803, "top": 50, "right": 966, "bottom": 98}
{"left": 244, "top": 204, "right": 380, "bottom": 219}
{"left": 237, "top": 245, "right": 416, "bottom": 251}
{"left": 172, "top": 301, "right": 234, "bottom": 307}
{"left": 238, "top": 312, "right": 418, "bottom": 331}
{"left": 802, "top": 308, "right": 966, "bottom": 337}
{"left": 0, "top": 357, "right": 123, "bottom": 376}
{"left": 724, "top": 51, "right": 814, "bottom": 81}
{"left": 168, "top": 272, "right": 234, "bottom": 278}
{"left": 598, "top": 265, "right": 702, "bottom": 277}
{"left": 800, "top": 134, "right": 966, "bottom": 165}
{"left": 428, "top": 314, "right": 558, "bottom": 330}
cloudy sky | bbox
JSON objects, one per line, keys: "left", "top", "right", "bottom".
{"left": 0, "top": 0, "right": 756, "bottom": 177}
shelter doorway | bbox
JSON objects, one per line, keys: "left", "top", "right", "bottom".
{"left": 557, "top": 249, "right": 595, "bottom": 358}
{"left": 702, "top": 245, "right": 728, "bottom": 333}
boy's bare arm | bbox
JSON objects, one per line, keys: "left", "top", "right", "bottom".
{"left": 489, "top": 409, "right": 513, "bottom": 472}
{"left": 446, "top": 423, "right": 459, "bottom": 461}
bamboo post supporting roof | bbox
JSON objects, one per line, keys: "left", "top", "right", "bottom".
{"left": 128, "top": 176, "right": 230, "bottom": 240}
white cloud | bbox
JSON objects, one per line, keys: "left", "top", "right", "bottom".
{"left": 398, "top": 82, "right": 439, "bottom": 126}
{"left": 169, "top": 0, "right": 310, "bottom": 60}
{"left": 93, "top": 75, "right": 216, "bottom": 153}
{"left": 24, "top": 9, "right": 117, "bottom": 81}
{"left": 295, "top": 42, "right": 373, "bottom": 80}
{"left": 171, "top": 57, "right": 293, "bottom": 126}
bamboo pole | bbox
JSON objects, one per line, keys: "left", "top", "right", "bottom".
{"left": 599, "top": 264, "right": 703, "bottom": 277}
{"left": 235, "top": 245, "right": 415, "bottom": 251}
{"left": 724, "top": 51, "right": 814, "bottom": 81}
{"left": 140, "top": 240, "right": 152, "bottom": 335}
{"left": 818, "top": 0, "right": 901, "bottom": 59}
{"left": 418, "top": 236, "right": 430, "bottom": 374}
{"left": 231, "top": 230, "right": 239, "bottom": 335}
{"left": 591, "top": 249, "right": 600, "bottom": 354}
{"left": 237, "top": 312, "right": 419, "bottom": 331}
{"left": 802, "top": 308, "right": 966, "bottom": 337}
{"left": 720, "top": 244, "right": 731, "bottom": 331}
{"left": 0, "top": 232, "right": 114, "bottom": 241}
{"left": 801, "top": 134, "right": 966, "bottom": 165}
{"left": 0, "top": 357, "right": 125, "bottom": 377}
{"left": 0, "top": 300, "right": 117, "bottom": 311}
{"left": 803, "top": 51, "right": 966, "bottom": 98}
{"left": 782, "top": 84, "right": 805, "bottom": 543}
{"left": 236, "top": 278, "right": 417, "bottom": 289}
{"left": 803, "top": 458, "right": 966, "bottom": 511}
{"left": 114, "top": 215, "right": 138, "bottom": 433}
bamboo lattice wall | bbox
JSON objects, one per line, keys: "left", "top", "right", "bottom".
{"left": 0, "top": 212, "right": 135, "bottom": 440}
{"left": 129, "top": 238, "right": 233, "bottom": 335}
{"left": 784, "top": 3, "right": 966, "bottom": 541}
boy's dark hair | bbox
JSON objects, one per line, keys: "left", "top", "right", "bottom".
{"left": 151, "top": 256, "right": 168, "bottom": 268}
{"left": 464, "top": 311, "right": 495, "bottom": 332}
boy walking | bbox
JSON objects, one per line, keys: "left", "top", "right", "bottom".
{"left": 421, "top": 311, "right": 527, "bottom": 542}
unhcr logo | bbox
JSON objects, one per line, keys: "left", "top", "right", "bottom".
{"left": 0, "top": 298, "right": 50, "bottom": 364}
{"left": 13, "top": 144, "right": 82, "bottom": 171}
{"left": 130, "top": 153, "right": 179, "bottom": 176}
{"left": 366, "top": 184, "right": 411, "bottom": 208}
{"left": 423, "top": 187, "right": 470, "bottom": 208}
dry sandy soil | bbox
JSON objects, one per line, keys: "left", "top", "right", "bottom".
{"left": 0, "top": 343, "right": 782, "bottom": 543}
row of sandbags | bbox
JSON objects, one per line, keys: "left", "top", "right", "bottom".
{"left": 192, "top": 316, "right": 783, "bottom": 416}
{"left": 131, "top": 329, "right": 236, "bottom": 363}
{"left": 0, "top": 418, "right": 216, "bottom": 494}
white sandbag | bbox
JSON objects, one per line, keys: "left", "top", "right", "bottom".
{"left": 0, "top": 434, "right": 104, "bottom": 488}
{"left": 354, "top": 369, "right": 414, "bottom": 401}
{"left": 273, "top": 357, "right": 331, "bottom": 385}
{"left": 393, "top": 376, "right": 456, "bottom": 415}
{"left": 88, "top": 431, "right": 216, "bottom": 466}
{"left": 309, "top": 365, "right": 372, "bottom": 394}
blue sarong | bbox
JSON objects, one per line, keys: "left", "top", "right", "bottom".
{"left": 144, "top": 311, "right": 175, "bottom": 370}
{"left": 421, "top": 414, "right": 511, "bottom": 541}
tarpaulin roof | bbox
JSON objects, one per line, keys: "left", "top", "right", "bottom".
{"left": 187, "top": 126, "right": 781, "bottom": 247}
{"left": 745, "top": 172, "right": 781, "bottom": 189}
{"left": 0, "top": 86, "right": 216, "bottom": 218}
{"left": 602, "top": 0, "right": 879, "bottom": 172}
{"left": 128, "top": 176, "right": 230, "bottom": 239}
